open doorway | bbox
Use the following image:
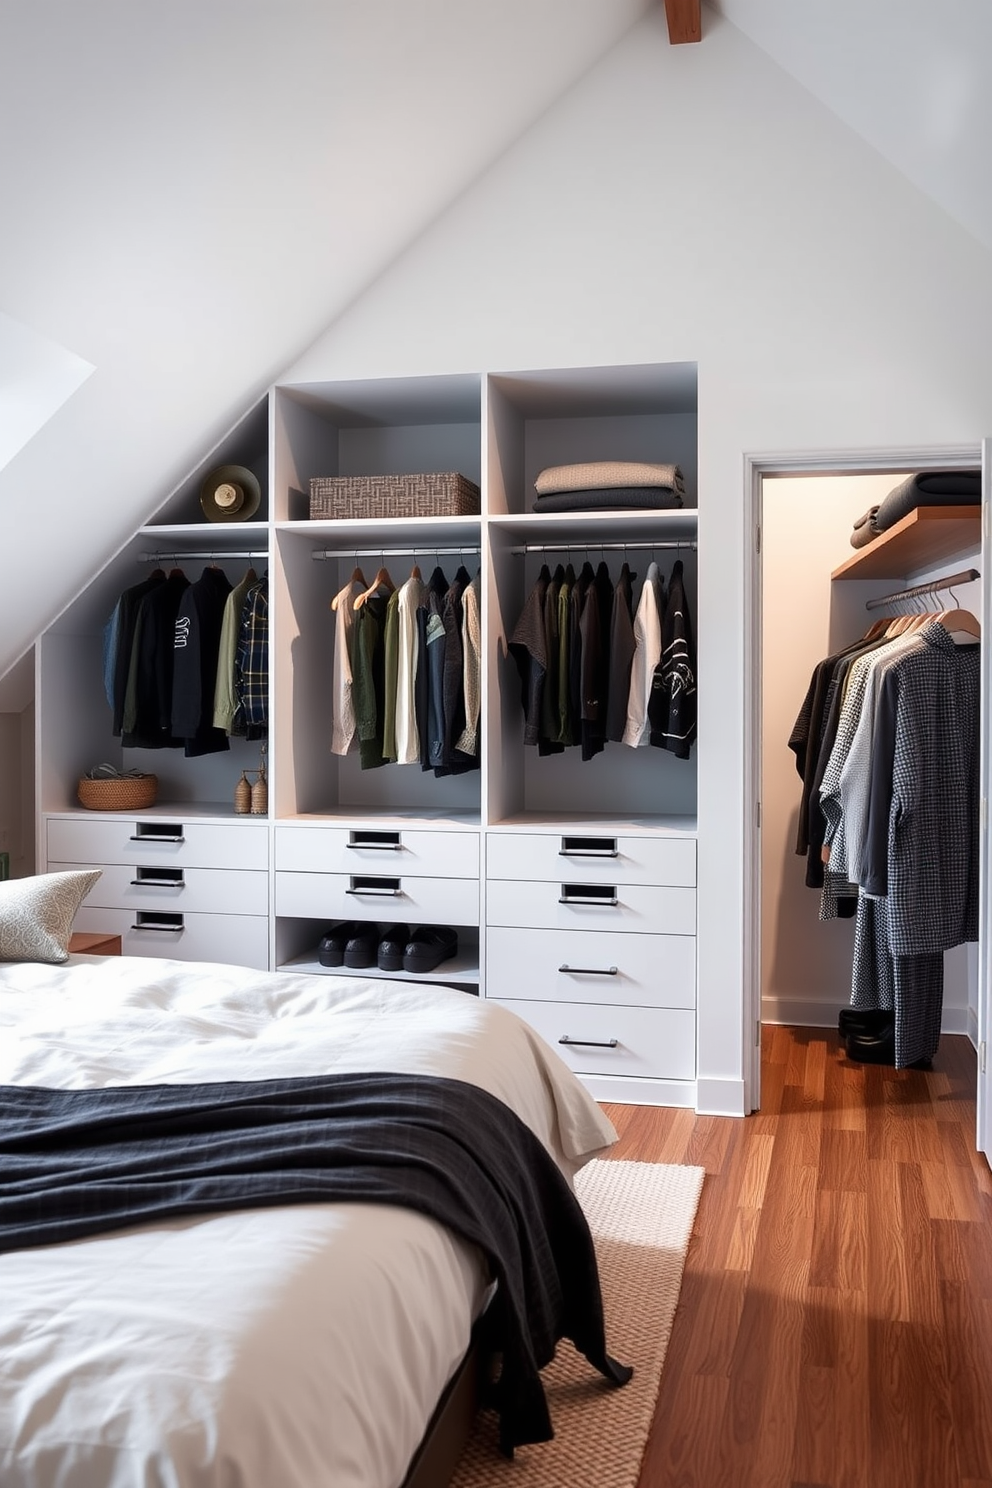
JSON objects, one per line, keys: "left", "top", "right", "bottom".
{"left": 743, "top": 448, "right": 986, "bottom": 1139}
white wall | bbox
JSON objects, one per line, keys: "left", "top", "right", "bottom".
{"left": 279, "top": 8, "right": 992, "bottom": 1113}
{"left": 761, "top": 474, "right": 975, "bottom": 1035}
{"left": 0, "top": 704, "right": 35, "bottom": 879}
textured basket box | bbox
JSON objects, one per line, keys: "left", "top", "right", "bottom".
{"left": 309, "top": 472, "right": 480, "bottom": 521}
{"left": 77, "top": 774, "right": 158, "bottom": 811}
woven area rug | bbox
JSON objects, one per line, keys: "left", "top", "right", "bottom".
{"left": 450, "top": 1158, "right": 705, "bottom": 1488}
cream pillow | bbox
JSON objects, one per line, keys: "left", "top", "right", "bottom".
{"left": 0, "top": 869, "right": 103, "bottom": 963}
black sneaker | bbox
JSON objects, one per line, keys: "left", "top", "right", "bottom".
{"left": 377, "top": 924, "right": 411, "bottom": 972}
{"left": 343, "top": 923, "right": 381, "bottom": 969}
{"left": 402, "top": 925, "right": 458, "bottom": 974}
{"left": 318, "top": 921, "right": 362, "bottom": 967}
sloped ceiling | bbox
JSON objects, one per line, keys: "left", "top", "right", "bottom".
{"left": 1, "top": 0, "right": 990, "bottom": 686}
{"left": 0, "top": 0, "right": 653, "bottom": 682}
{"left": 712, "top": 0, "right": 992, "bottom": 253}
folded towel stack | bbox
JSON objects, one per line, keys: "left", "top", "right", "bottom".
{"left": 532, "top": 460, "right": 686, "bottom": 513}
{"left": 850, "top": 470, "right": 981, "bottom": 549}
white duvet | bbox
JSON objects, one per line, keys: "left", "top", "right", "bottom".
{"left": 0, "top": 955, "right": 617, "bottom": 1488}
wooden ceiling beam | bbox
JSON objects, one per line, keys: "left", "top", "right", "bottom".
{"left": 664, "top": 0, "right": 701, "bottom": 44}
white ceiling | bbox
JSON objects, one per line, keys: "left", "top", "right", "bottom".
{"left": 1, "top": 0, "right": 989, "bottom": 686}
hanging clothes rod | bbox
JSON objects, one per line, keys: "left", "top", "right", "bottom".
{"left": 138, "top": 550, "right": 268, "bottom": 563}
{"left": 509, "top": 540, "right": 696, "bottom": 555}
{"left": 865, "top": 567, "right": 980, "bottom": 611}
{"left": 311, "top": 546, "right": 480, "bottom": 561}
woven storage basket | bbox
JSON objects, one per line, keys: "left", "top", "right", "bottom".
{"left": 77, "top": 774, "right": 158, "bottom": 811}
{"left": 309, "top": 472, "right": 480, "bottom": 521}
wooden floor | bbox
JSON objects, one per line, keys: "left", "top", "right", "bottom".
{"left": 601, "top": 1025, "right": 992, "bottom": 1488}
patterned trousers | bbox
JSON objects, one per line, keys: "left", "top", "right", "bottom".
{"left": 851, "top": 896, "right": 943, "bottom": 1068}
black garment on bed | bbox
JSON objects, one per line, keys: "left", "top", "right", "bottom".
{"left": 0, "top": 1072, "right": 631, "bottom": 1455}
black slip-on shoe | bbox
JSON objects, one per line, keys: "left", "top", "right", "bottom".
{"left": 343, "top": 923, "right": 381, "bottom": 969}
{"left": 377, "top": 924, "right": 411, "bottom": 972}
{"left": 402, "top": 925, "right": 458, "bottom": 974}
{"left": 318, "top": 921, "right": 362, "bottom": 967}
{"left": 838, "top": 1007, "right": 893, "bottom": 1039}
{"left": 845, "top": 1027, "right": 896, "bottom": 1065}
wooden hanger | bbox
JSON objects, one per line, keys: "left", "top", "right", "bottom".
{"left": 409, "top": 559, "right": 422, "bottom": 581}
{"left": 330, "top": 565, "right": 366, "bottom": 611}
{"left": 937, "top": 607, "right": 981, "bottom": 642}
{"left": 353, "top": 564, "right": 395, "bottom": 611}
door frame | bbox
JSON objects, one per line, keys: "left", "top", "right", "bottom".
{"left": 742, "top": 442, "right": 985, "bottom": 1135}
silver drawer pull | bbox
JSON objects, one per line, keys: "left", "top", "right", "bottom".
{"left": 131, "top": 913, "right": 184, "bottom": 933}
{"left": 348, "top": 831, "right": 402, "bottom": 850}
{"left": 559, "top": 884, "right": 618, "bottom": 906}
{"left": 559, "top": 1035, "right": 619, "bottom": 1049}
{"left": 559, "top": 835, "right": 618, "bottom": 858}
{"left": 347, "top": 876, "right": 403, "bottom": 896}
{"left": 558, "top": 964, "right": 618, "bottom": 975}
{"left": 129, "top": 834, "right": 184, "bottom": 844}
{"left": 130, "top": 867, "right": 184, "bottom": 888}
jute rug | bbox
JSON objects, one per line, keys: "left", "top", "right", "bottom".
{"left": 450, "top": 1158, "right": 705, "bottom": 1488}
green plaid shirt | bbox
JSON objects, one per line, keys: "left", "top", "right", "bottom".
{"left": 235, "top": 576, "right": 268, "bottom": 735}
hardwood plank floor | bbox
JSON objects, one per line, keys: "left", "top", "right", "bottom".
{"left": 601, "top": 1025, "right": 992, "bottom": 1488}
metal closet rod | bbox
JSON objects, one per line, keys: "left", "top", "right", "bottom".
{"left": 865, "top": 566, "right": 980, "bottom": 611}
{"left": 138, "top": 550, "right": 268, "bottom": 563}
{"left": 509, "top": 540, "right": 696, "bottom": 555}
{"left": 311, "top": 546, "right": 480, "bottom": 561}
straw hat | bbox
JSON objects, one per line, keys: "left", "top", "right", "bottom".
{"left": 200, "top": 464, "right": 262, "bottom": 522}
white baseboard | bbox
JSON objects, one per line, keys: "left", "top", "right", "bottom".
{"left": 762, "top": 996, "right": 971, "bottom": 1036}
{"left": 694, "top": 1077, "right": 746, "bottom": 1118}
{"left": 580, "top": 1074, "right": 697, "bottom": 1110}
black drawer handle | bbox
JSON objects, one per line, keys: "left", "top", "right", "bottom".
{"left": 348, "top": 831, "right": 402, "bottom": 850}
{"left": 559, "top": 1035, "right": 619, "bottom": 1049}
{"left": 558, "top": 963, "right": 619, "bottom": 975}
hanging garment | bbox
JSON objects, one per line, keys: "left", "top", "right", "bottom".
{"left": 329, "top": 575, "right": 365, "bottom": 756}
{"left": 555, "top": 565, "right": 576, "bottom": 747}
{"left": 648, "top": 558, "right": 696, "bottom": 758}
{"left": 567, "top": 563, "right": 594, "bottom": 753}
{"left": 121, "top": 569, "right": 190, "bottom": 749}
{"left": 440, "top": 566, "right": 477, "bottom": 774}
{"left": 352, "top": 593, "right": 388, "bottom": 770}
{"left": 508, "top": 565, "right": 552, "bottom": 748}
{"left": 213, "top": 567, "right": 259, "bottom": 736}
{"left": 455, "top": 573, "right": 482, "bottom": 759}
{"left": 171, "top": 566, "right": 233, "bottom": 758}
{"left": 394, "top": 569, "right": 427, "bottom": 765}
{"left": 605, "top": 563, "right": 637, "bottom": 744}
{"left": 622, "top": 562, "right": 665, "bottom": 748}
{"left": 577, "top": 562, "right": 613, "bottom": 762}
{"left": 381, "top": 588, "right": 401, "bottom": 763}
{"left": 110, "top": 570, "right": 165, "bottom": 736}
{"left": 538, "top": 565, "right": 564, "bottom": 751}
{"left": 234, "top": 575, "right": 269, "bottom": 741}
{"left": 419, "top": 567, "right": 448, "bottom": 774}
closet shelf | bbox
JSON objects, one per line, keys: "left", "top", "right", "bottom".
{"left": 831, "top": 505, "right": 981, "bottom": 581}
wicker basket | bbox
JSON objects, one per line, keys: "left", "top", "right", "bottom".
{"left": 309, "top": 472, "right": 480, "bottom": 521}
{"left": 77, "top": 774, "right": 158, "bottom": 811}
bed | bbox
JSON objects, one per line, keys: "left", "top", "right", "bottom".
{"left": 0, "top": 950, "right": 621, "bottom": 1488}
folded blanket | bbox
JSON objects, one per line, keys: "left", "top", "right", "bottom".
{"left": 535, "top": 461, "right": 685, "bottom": 496}
{"left": 874, "top": 470, "right": 981, "bottom": 533}
{"left": 850, "top": 504, "right": 881, "bottom": 548}
{"left": 533, "top": 487, "right": 684, "bottom": 513}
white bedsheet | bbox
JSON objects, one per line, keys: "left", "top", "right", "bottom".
{"left": 0, "top": 956, "right": 617, "bottom": 1488}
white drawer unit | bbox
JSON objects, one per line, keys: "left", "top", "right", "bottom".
{"left": 275, "top": 825, "right": 479, "bottom": 879}
{"left": 487, "top": 926, "right": 695, "bottom": 1008}
{"left": 274, "top": 869, "right": 480, "bottom": 926}
{"left": 486, "top": 878, "right": 696, "bottom": 936}
{"left": 486, "top": 831, "right": 695, "bottom": 888}
{"left": 49, "top": 861, "right": 270, "bottom": 917}
{"left": 488, "top": 997, "right": 696, "bottom": 1083}
{"left": 484, "top": 826, "right": 698, "bottom": 1096}
{"left": 47, "top": 817, "right": 269, "bottom": 871}
{"left": 70, "top": 906, "right": 270, "bottom": 970}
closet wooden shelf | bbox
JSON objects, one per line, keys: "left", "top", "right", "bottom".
{"left": 831, "top": 505, "right": 980, "bottom": 581}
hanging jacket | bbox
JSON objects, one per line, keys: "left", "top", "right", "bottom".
{"left": 648, "top": 558, "right": 696, "bottom": 758}
{"left": 172, "top": 566, "right": 233, "bottom": 757}
{"left": 121, "top": 569, "right": 190, "bottom": 749}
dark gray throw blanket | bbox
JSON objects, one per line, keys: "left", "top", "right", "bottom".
{"left": 0, "top": 1072, "right": 631, "bottom": 1454}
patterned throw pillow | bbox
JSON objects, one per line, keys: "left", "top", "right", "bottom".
{"left": 0, "top": 870, "right": 103, "bottom": 963}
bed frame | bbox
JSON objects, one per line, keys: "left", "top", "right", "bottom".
{"left": 401, "top": 1312, "right": 497, "bottom": 1488}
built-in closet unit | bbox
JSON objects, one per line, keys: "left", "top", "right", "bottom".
{"left": 36, "top": 361, "right": 700, "bottom": 1106}
{"left": 758, "top": 463, "right": 986, "bottom": 1087}
{"left": 37, "top": 399, "right": 273, "bottom": 969}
